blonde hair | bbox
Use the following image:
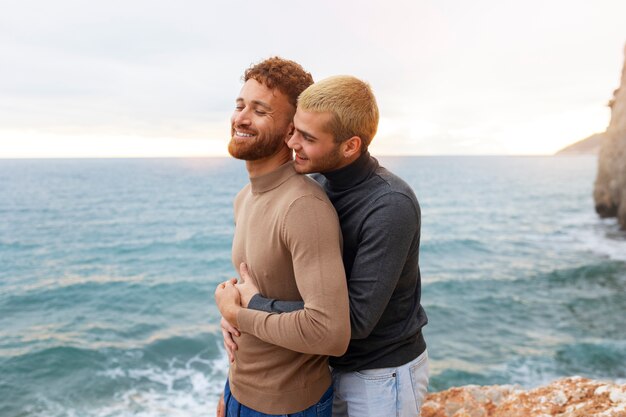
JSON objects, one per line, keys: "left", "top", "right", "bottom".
{"left": 297, "top": 75, "right": 379, "bottom": 149}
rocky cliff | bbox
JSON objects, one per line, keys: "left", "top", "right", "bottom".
{"left": 422, "top": 377, "right": 626, "bottom": 417}
{"left": 594, "top": 44, "right": 626, "bottom": 228}
{"left": 556, "top": 133, "right": 605, "bottom": 155}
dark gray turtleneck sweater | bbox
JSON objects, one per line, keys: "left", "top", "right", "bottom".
{"left": 248, "top": 151, "right": 428, "bottom": 371}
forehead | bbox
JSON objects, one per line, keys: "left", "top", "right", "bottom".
{"left": 294, "top": 108, "right": 333, "bottom": 132}
{"left": 238, "top": 79, "right": 292, "bottom": 110}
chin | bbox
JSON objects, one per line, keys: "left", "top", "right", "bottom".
{"left": 293, "top": 163, "right": 314, "bottom": 174}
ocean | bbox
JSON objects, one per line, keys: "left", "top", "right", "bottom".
{"left": 1, "top": 156, "right": 625, "bottom": 416}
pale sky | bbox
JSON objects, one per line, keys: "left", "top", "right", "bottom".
{"left": 1, "top": 0, "right": 625, "bottom": 157}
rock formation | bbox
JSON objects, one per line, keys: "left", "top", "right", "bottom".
{"left": 556, "top": 133, "right": 605, "bottom": 155}
{"left": 422, "top": 377, "right": 626, "bottom": 417}
{"left": 594, "top": 43, "right": 626, "bottom": 228}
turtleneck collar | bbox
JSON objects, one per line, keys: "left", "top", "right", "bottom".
{"left": 249, "top": 161, "right": 297, "bottom": 194}
{"left": 322, "top": 151, "right": 378, "bottom": 191}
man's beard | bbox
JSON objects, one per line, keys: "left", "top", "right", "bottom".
{"left": 294, "top": 143, "right": 343, "bottom": 174}
{"left": 228, "top": 129, "right": 287, "bottom": 161}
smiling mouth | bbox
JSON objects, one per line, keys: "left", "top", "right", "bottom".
{"left": 296, "top": 153, "right": 309, "bottom": 161}
{"left": 234, "top": 130, "right": 256, "bottom": 138}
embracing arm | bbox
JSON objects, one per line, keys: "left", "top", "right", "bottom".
{"left": 247, "top": 294, "right": 304, "bottom": 313}
{"left": 246, "top": 192, "right": 420, "bottom": 342}
{"left": 236, "top": 195, "right": 350, "bottom": 356}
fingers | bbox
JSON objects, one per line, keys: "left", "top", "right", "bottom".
{"left": 216, "top": 277, "right": 242, "bottom": 365}
{"left": 222, "top": 329, "right": 235, "bottom": 362}
{"left": 221, "top": 317, "right": 240, "bottom": 337}
{"left": 219, "top": 279, "right": 237, "bottom": 289}
{"left": 222, "top": 327, "right": 236, "bottom": 363}
{"left": 221, "top": 317, "right": 239, "bottom": 363}
{"left": 215, "top": 279, "right": 238, "bottom": 297}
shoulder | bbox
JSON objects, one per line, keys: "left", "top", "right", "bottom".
{"left": 281, "top": 173, "right": 331, "bottom": 204}
{"left": 375, "top": 166, "right": 416, "bottom": 195}
{"left": 369, "top": 167, "right": 420, "bottom": 215}
{"left": 235, "top": 183, "right": 251, "bottom": 200}
{"left": 274, "top": 174, "right": 338, "bottom": 224}
{"left": 233, "top": 183, "right": 251, "bottom": 211}
{"left": 286, "top": 192, "right": 337, "bottom": 220}
{"left": 281, "top": 189, "right": 341, "bottom": 242}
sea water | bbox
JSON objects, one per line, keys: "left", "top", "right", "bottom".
{"left": 1, "top": 156, "right": 625, "bottom": 416}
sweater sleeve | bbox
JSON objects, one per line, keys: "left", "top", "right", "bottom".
{"left": 236, "top": 195, "right": 350, "bottom": 356}
{"left": 348, "top": 192, "right": 420, "bottom": 340}
{"left": 248, "top": 294, "right": 304, "bottom": 313}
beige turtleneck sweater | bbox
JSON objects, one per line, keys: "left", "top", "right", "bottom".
{"left": 228, "top": 161, "right": 350, "bottom": 414}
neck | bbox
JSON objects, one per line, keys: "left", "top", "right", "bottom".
{"left": 246, "top": 147, "right": 293, "bottom": 178}
{"left": 333, "top": 151, "right": 362, "bottom": 171}
{"left": 322, "top": 150, "right": 374, "bottom": 191}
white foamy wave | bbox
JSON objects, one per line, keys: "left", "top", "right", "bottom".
{"left": 502, "top": 356, "right": 560, "bottom": 389}
{"left": 578, "top": 223, "right": 626, "bottom": 262}
{"left": 99, "top": 350, "right": 229, "bottom": 417}
{"left": 34, "top": 348, "right": 230, "bottom": 417}
{"left": 559, "top": 212, "right": 626, "bottom": 262}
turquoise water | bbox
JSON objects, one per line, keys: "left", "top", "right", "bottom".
{"left": 1, "top": 156, "right": 625, "bottom": 416}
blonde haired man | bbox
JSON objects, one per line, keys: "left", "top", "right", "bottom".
{"left": 228, "top": 75, "right": 430, "bottom": 416}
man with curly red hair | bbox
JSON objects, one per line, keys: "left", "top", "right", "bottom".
{"left": 214, "top": 57, "right": 350, "bottom": 417}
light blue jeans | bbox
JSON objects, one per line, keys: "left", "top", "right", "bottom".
{"left": 331, "top": 350, "right": 429, "bottom": 417}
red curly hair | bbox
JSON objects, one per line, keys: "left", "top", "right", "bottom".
{"left": 243, "top": 57, "right": 313, "bottom": 109}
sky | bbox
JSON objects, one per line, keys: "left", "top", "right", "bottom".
{"left": 1, "top": 0, "right": 626, "bottom": 158}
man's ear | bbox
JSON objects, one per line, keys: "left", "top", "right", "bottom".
{"left": 284, "top": 122, "right": 295, "bottom": 143}
{"left": 342, "top": 136, "right": 362, "bottom": 158}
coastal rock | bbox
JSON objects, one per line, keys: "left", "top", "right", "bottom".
{"left": 422, "top": 377, "right": 626, "bottom": 417}
{"left": 594, "top": 43, "right": 626, "bottom": 228}
{"left": 556, "top": 133, "right": 605, "bottom": 155}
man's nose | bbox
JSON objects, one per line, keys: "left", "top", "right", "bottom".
{"left": 286, "top": 132, "right": 300, "bottom": 149}
{"left": 233, "top": 109, "right": 250, "bottom": 126}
